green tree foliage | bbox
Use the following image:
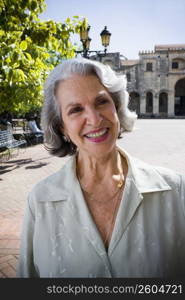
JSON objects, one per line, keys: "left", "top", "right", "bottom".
{"left": 0, "top": 0, "right": 87, "bottom": 114}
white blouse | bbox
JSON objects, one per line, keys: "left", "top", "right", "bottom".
{"left": 17, "top": 147, "right": 185, "bottom": 277}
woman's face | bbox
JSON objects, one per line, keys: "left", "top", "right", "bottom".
{"left": 56, "top": 74, "right": 120, "bottom": 158}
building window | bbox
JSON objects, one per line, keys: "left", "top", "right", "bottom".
{"left": 146, "top": 92, "right": 153, "bottom": 113}
{"left": 172, "top": 62, "right": 179, "bottom": 69}
{"left": 146, "top": 63, "right": 153, "bottom": 71}
{"left": 159, "top": 92, "right": 168, "bottom": 113}
{"left": 126, "top": 73, "right": 131, "bottom": 82}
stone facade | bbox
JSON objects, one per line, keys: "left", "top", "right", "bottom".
{"left": 91, "top": 44, "right": 185, "bottom": 117}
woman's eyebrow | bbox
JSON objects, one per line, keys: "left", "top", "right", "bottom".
{"left": 95, "top": 91, "right": 108, "bottom": 100}
{"left": 65, "top": 102, "right": 82, "bottom": 110}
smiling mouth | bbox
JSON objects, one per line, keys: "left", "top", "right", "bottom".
{"left": 84, "top": 128, "right": 109, "bottom": 138}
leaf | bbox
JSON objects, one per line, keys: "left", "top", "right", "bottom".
{"left": 13, "top": 69, "right": 25, "bottom": 81}
{"left": 5, "top": 57, "right": 11, "bottom": 64}
{"left": 66, "top": 17, "right": 71, "bottom": 24}
{"left": 13, "top": 62, "right": 20, "bottom": 68}
{"left": 20, "top": 40, "right": 27, "bottom": 51}
{"left": 0, "top": 29, "right": 5, "bottom": 37}
{"left": 24, "top": 52, "right": 32, "bottom": 61}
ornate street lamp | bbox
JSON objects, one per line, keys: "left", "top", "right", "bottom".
{"left": 80, "top": 25, "right": 90, "bottom": 43}
{"left": 76, "top": 23, "right": 111, "bottom": 59}
{"left": 100, "top": 26, "right": 111, "bottom": 54}
{"left": 78, "top": 25, "right": 90, "bottom": 58}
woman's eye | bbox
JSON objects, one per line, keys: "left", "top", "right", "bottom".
{"left": 68, "top": 106, "right": 83, "bottom": 114}
{"left": 98, "top": 99, "right": 109, "bottom": 105}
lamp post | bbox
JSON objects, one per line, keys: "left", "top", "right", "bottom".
{"left": 76, "top": 25, "right": 111, "bottom": 59}
{"left": 100, "top": 26, "right": 111, "bottom": 55}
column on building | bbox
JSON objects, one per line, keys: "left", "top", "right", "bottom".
{"left": 140, "top": 93, "right": 146, "bottom": 115}
{"left": 168, "top": 90, "right": 175, "bottom": 117}
{"left": 153, "top": 93, "right": 159, "bottom": 116}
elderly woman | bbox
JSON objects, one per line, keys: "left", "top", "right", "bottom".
{"left": 17, "top": 58, "right": 185, "bottom": 278}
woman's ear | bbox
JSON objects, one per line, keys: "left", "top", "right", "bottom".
{"left": 59, "top": 125, "right": 65, "bottom": 137}
{"left": 59, "top": 122, "right": 71, "bottom": 142}
{"left": 61, "top": 127, "right": 71, "bottom": 143}
{"left": 59, "top": 125, "right": 64, "bottom": 134}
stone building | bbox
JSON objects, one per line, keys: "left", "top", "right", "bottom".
{"left": 94, "top": 44, "right": 185, "bottom": 117}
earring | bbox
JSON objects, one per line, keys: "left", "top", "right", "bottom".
{"left": 64, "top": 135, "right": 71, "bottom": 143}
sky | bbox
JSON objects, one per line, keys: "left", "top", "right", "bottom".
{"left": 40, "top": 0, "right": 185, "bottom": 59}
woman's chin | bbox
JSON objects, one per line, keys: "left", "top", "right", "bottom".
{"left": 81, "top": 137, "right": 117, "bottom": 158}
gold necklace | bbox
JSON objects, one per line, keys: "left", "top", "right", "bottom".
{"left": 81, "top": 180, "right": 123, "bottom": 203}
{"left": 81, "top": 180, "right": 124, "bottom": 249}
{"left": 103, "top": 184, "right": 124, "bottom": 249}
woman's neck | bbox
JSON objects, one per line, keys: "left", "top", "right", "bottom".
{"left": 76, "top": 147, "right": 127, "bottom": 187}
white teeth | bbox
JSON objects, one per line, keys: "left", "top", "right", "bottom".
{"left": 86, "top": 129, "right": 107, "bottom": 138}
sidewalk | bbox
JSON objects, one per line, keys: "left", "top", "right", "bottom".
{"left": 0, "top": 144, "right": 68, "bottom": 277}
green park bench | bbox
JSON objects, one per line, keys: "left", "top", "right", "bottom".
{"left": 0, "top": 129, "right": 27, "bottom": 162}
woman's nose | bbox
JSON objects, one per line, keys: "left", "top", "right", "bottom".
{"left": 85, "top": 108, "right": 103, "bottom": 126}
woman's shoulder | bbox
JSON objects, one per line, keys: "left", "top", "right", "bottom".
{"left": 119, "top": 146, "right": 184, "bottom": 191}
{"left": 152, "top": 164, "right": 185, "bottom": 192}
{"left": 28, "top": 155, "right": 75, "bottom": 201}
{"left": 132, "top": 155, "right": 185, "bottom": 192}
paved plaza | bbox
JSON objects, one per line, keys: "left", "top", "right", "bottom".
{"left": 0, "top": 119, "right": 184, "bottom": 277}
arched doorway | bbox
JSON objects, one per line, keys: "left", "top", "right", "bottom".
{"left": 146, "top": 92, "right": 153, "bottom": 113}
{"left": 129, "top": 92, "right": 140, "bottom": 115}
{"left": 159, "top": 92, "right": 168, "bottom": 115}
{"left": 175, "top": 78, "right": 185, "bottom": 116}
